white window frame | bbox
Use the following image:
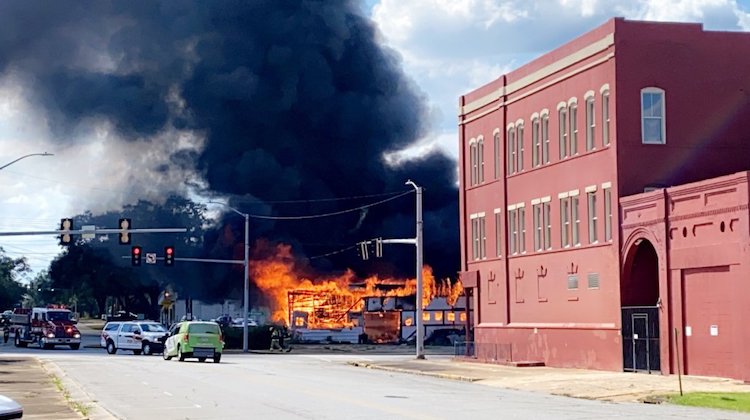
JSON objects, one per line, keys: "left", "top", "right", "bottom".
{"left": 479, "top": 215, "right": 486, "bottom": 258}
{"left": 516, "top": 121, "right": 525, "bottom": 172}
{"left": 508, "top": 208, "right": 518, "bottom": 255}
{"left": 572, "top": 194, "right": 580, "bottom": 246}
{"left": 569, "top": 99, "right": 578, "bottom": 155}
{"left": 532, "top": 202, "right": 542, "bottom": 251}
{"left": 560, "top": 196, "right": 570, "bottom": 247}
{"left": 518, "top": 205, "right": 526, "bottom": 253}
{"left": 541, "top": 111, "right": 550, "bottom": 164}
{"left": 587, "top": 190, "right": 598, "bottom": 244}
{"left": 477, "top": 136, "right": 485, "bottom": 183}
{"left": 585, "top": 91, "right": 595, "bottom": 151}
{"left": 641, "top": 87, "right": 666, "bottom": 144}
{"left": 531, "top": 116, "right": 541, "bottom": 167}
{"left": 507, "top": 125, "right": 516, "bottom": 175}
{"left": 493, "top": 130, "right": 501, "bottom": 179}
{"left": 604, "top": 185, "right": 613, "bottom": 241}
{"left": 494, "top": 209, "right": 502, "bottom": 257}
{"left": 469, "top": 138, "right": 477, "bottom": 186}
{"left": 558, "top": 102, "right": 568, "bottom": 159}
{"left": 543, "top": 201, "right": 552, "bottom": 250}
{"left": 600, "top": 85, "right": 610, "bottom": 146}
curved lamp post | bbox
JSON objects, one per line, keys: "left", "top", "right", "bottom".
{"left": 0, "top": 152, "right": 54, "bottom": 171}
{"left": 209, "top": 201, "right": 250, "bottom": 353}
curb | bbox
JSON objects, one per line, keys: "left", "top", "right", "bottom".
{"left": 347, "top": 361, "right": 482, "bottom": 383}
{"left": 41, "top": 359, "right": 120, "bottom": 419}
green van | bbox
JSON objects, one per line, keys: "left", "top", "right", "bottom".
{"left": 163, "top": 321, "right": 224, "bottom": 363}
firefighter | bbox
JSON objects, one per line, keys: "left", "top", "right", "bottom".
{"left": 1, "top": 317, "right": 10, "bottom": 344}
{"left": 270, "top": 326, "right": 283, "bottom": 351}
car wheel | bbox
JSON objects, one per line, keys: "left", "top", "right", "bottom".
{"left": 142, "top": 342, "right": 152, "bottom": 355}
{"left": 162, "top": 348, "right": 172, "bottom": 360}
{"left": 70, "top": 344, "right": 80, "bottom": 350}
{"left": 177, "top": 345, "right": 185, "bottom": 362}
{"left": 213, "top": 354, "right": 221, "bottom": 364}
{"left": 133, "top": 349, "right": 142, "bottom": 355}
{"left": 106, "top": 340, "right": 117, "bottom": 355}
{"left": 198, "top": 357, "right": 206, "bottom": 363}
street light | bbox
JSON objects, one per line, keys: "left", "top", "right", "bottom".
{"left": 209, "top": 201, "right": 250, "bottom": 353}
{"left": 0, "top": 152, "right": 54, "bottom": 171}
{"left": 405, "top": 180, "right": 425, "bottom": 359}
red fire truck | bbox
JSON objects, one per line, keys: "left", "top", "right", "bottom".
{"left": 11, "top": 305, "right": 81, "bottom": 350}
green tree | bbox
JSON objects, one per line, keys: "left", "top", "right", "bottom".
{"left": 0, "top": 247, "right": 29, "bottom": 309}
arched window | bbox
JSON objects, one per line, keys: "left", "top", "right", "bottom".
{"left": 493, "top": 130, "right": 501, "bottom": 179}
{"left": 516, "top": 120, "right": 524, "bottom": 172}
{"left": 568, "top": 98, "right": 578, "bottom": 155}
{"left": 558, "top": 102, "right": 568, "bottom": 159}
{"left": 531, "top": 114, "right": 540, "bottom": 167}
{"left": 641, "top": 87, "right": 665, "bottom": 144}
{"left": 541, "top": 111, "right": 550, "bottom": 164}
{"left": 600, "top": 84, "right": 610, "bottom": 146}
{"left": 585, "top": 91, "right": 596, "bottom": 150}
{"left": 506, "top": 125, "right": 516, "bottom": 175}
{"left": 469, "top": 138, "right": 477, "bottom": 185}
{"left": 477, "top": 136, "right": 485, "bottom": 183}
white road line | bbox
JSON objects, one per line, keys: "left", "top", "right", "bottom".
{"left": 163, "top": 391, "right": 173, "bottom": 396}
{"left": 142, "top": 381, "right": 148, "bottom": 385}
{"left": 194, "top": 404, "right": 202, "bottom": 408}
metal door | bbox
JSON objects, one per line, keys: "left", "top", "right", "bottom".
{"left": 622, "top": 306, "right": 660, "bottom": 373}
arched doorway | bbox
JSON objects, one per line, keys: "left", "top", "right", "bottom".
{"left": 621, "top": 238, "right": 660, "bottom": 373}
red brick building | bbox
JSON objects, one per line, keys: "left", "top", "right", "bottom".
{"left": 458, "top": 18, "right": 750, "bottom": 381}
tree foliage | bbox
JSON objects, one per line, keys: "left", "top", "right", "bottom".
{"left": 0, "top": 247, "right": 29, "bottom": 309}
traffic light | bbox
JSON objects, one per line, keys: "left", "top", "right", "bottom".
{"left": 164, "top": 246, "right": 174, "bottom": 266}
{"left": 374, "top": 238, "right": 383, "bottom": 258}
{"left": 118, "top": 218, "right": 131, "bottom": 245}
{"left": 131, "top": 246, "right": 142, "bottom": 266}
{"left": 60, "top": 218, "right": 73, "bottom": 245}
{"left": 358, "top": 241, "right": 369, "bottom": 260}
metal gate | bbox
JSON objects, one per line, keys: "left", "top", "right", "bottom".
{"left": 621, "top": 306, "right": 660, "bottom": 373}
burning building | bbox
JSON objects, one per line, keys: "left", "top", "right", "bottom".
{"left": 251, "top": 243, "right": 467, "bottom": 344}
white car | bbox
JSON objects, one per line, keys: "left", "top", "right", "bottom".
{"left": 101, "top": 321, "right": 169, "bottom": 355}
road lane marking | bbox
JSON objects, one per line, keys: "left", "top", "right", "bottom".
{"left": 194, "top": 404, "right": 202, "bottom": 408}
{"left": 163, "top": 391, "right": 173, "bottom": 396}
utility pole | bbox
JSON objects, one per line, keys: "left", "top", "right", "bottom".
{"left": 406, "top": 180, "right": 425, "bottom": 360}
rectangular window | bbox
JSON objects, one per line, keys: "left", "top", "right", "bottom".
{"left": 509, "top": 210, "right": 518, "bottom": 255}
{"left": 507, "top": 128, "right": 515, "bottom": 175}
{"left": 570, "top": 104, "right": 578, "bottom": 155}
{"left": 642, "top": 88, "right": 665, "bottom": 144}
{"left": 572, "top": 195, "right": 580, "bottom": 246}
{"left": 560, "top": 198, "right": 570, "bottom": 247}
{"left": 495, "top": 212, "right": 502, "bottom": 257}
{"left": 542, "top": 116, "right": 550, "bottom": 164}
{"left": 532, "top": 119, "right": 540, "bottom": 167}
{"left": 602, "top": 92, "right": 610, "bottom": 146}
{"left": 567, "top": 274, "right": 579, "bottom": 290}
{"left": 604, "top": 188, "right": 612, "bottom": 241}
{"left": 543, "top": 202, "right": 551, "bottom": 250}
{"left": 518, "top": 207, "right": 526, "bottom": 253}
{"left": 479, "top": 216, "right": 486, "bottom": 259}
{"left": 586, "top": 97, "right": 595, "bottom": 150}
{"left": 533, "top": 204, "right": 542, "bottom": 251}
{"left": 559, "top": 107, "right": 568, "bottom": 159}
{"left": 587, "top": 273, "right": 600, "bottom": 289}
{"left": 516, "top": 125, "right": 524, "bottom": 172}
{"left": 471, "top": 217, "right": 478, "bottom": 260}
{"left": 588, "top": 191, "right": 598, "bottom": 243}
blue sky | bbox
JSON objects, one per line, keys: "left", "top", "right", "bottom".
{"left": 2, "top": 0, "right": 750, "bottom": 278}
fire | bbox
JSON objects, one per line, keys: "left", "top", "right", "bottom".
{"left": 249, "top": 242, "right": 462, "bottom": 328}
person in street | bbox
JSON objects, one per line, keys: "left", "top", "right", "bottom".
{"left": 270, "top": 326, "right": 283, "bottom": 351}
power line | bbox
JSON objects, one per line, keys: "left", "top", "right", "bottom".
{"left": 247, "top": 190, "right": 413, "bottom": 220}
{"left": 234, "top": 190, "right": 409, "bottom": 205}
{"left": 308, "top": 244, "right": 358, "bottom": 260}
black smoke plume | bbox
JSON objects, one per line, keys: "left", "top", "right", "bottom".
{"left": 0, "top": 0, "right": 459, "bottom": 297}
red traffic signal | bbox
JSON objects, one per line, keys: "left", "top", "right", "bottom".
{"left": 131, "top": 246, "right": 142, "bottom": 266}
{"left": 164, "top": 246, "right": 175, "bottom": 266}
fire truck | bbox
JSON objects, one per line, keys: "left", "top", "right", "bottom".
{"left": 11, "top": 305, "right": 81, "bottom": 350}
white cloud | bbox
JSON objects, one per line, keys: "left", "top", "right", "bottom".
{"left": 372, "top": 0, "right": 750, "bottom": 164}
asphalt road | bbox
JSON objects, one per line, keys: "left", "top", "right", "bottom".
{"left": 1, "top": 330, "right": 748, "bottom": 419}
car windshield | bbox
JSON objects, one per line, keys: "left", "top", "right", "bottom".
{"left": 140, "top": 323, "right": 166, "bottom": 332}
{"left": 47, "top": 311, "right": 71, "bottom": 321}
{"left": 187, "top": 323, "right": 220, "bottom": 334}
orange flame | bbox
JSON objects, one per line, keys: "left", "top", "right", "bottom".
{"left": 249, "top": 242, "right": 461, "bottom": 328}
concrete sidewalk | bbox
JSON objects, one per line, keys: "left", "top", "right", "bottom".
{"left": 0, "top": 357, "right": 81, "bottom": 419}
{"left": 349, "top": 358, "right": 750, "bottom": 403}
